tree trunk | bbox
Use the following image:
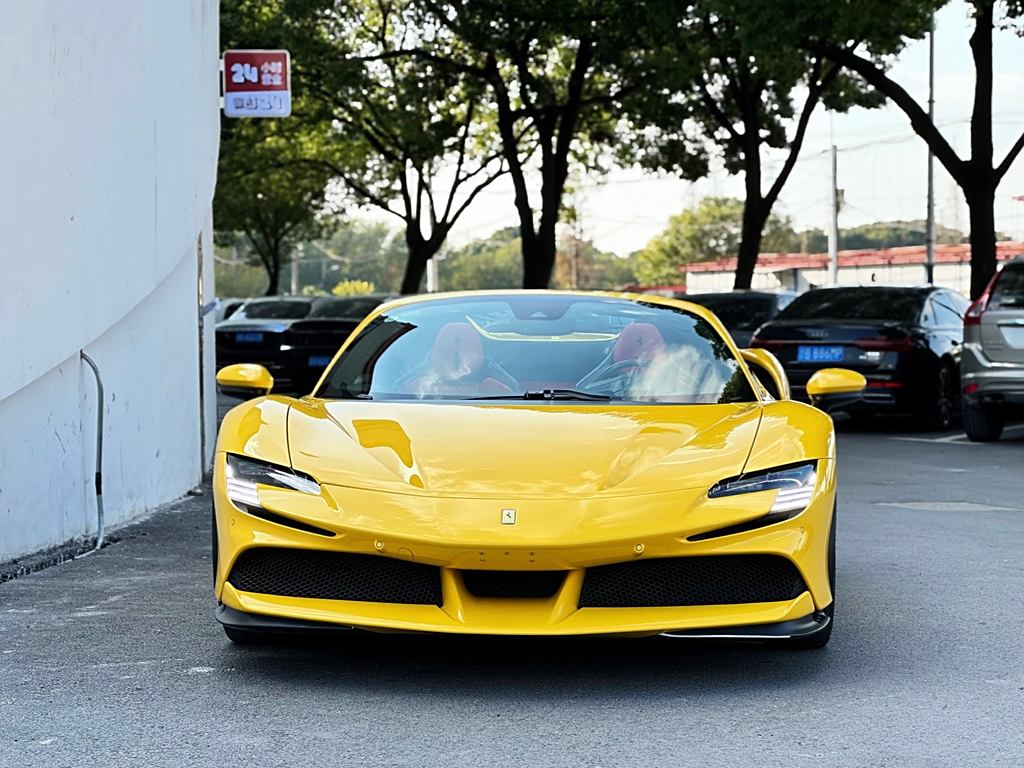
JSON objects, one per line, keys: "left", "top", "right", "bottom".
{"left": 734, "top": 190, "right": 766, "bottom": 290}
{"left": 734, "top": 133, "right": 764, "bottom": 290}
{"left": 965, "top": 178, "right": 997, "bottom": 299}
{"left": 522, "top": 225, "right": 558, "bottom": 288}
{"left": 967, "top": 1, "right": 996, "bottom": 300}
{"left": 264, "top": 267, "right": 279, "bottom": 296}
{"left": 400, "top": 228, "right": 444, "bottom": 295}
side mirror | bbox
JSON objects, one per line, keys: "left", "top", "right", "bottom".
{"left": 806, "top": 368, "right": 867, "bottom": 413}
{"left": 216, "top": 364, "right": 274, "bottom": 400}
{"left": 741, "top": 348, "right": 790, "bottom": 400}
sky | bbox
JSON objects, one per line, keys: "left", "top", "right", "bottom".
{"left": 355, "top": 1, "right": 1024, "bottom": 257}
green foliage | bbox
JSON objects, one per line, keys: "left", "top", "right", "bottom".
{"left": 551, "top": 235, "right": 636, "bottom": 290}
{"left": 268, "top": 0, "right": 508, "bottom": 292}
{"left": 213, "top": 246, "right": 270, "bottom": 297}
{"left": 633, "top": 198, "right": 798, "bottom": 284}
{"left": 331, "top": 279, "right": 376, "bottom": 296}
{"left": 287, "top": 221, "right": 408, "bottom": 294}
{"left": 440, "top": 228, "right": 525, "bottom": 291}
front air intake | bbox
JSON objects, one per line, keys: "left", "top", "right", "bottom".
{"left": 228, "top": 548, "right": 442, "bottom": 605}
{"left": 578, "top": 555, "right": 806, "bottom": 608}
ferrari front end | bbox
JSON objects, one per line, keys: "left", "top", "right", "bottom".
{"left": 212, "top": 291, "right": 845, "bottom": 648}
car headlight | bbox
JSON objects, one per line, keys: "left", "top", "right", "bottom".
{"left": 707, "top": 462, "right": 817, "bottom": 514}
{"left": 224, "top": 454, "right": 320, "bottom": 508}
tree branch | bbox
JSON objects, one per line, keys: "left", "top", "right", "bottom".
{"left": 996, "top": 129, "right": 1024, "bottom": 182}
{"left": 763, "top": 58, "right": 839, "bottom": 213}
{"left": 821, "top": 44, "right": 967, "bottom": 187}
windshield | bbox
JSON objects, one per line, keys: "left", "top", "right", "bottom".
{"left": 687, "top": 294, "right": 777, "bottom": 330}
{"left": 317, "top": 294, "right": 756, "bottom": 404}
{"left": 776, "top": 288, "right": 927, "bottom": 324}
{"left": 236, "top": 300, "right": 312, "bottom": 320}
{"left": 991, "top": 265, "right": 1024, "bottom": 307}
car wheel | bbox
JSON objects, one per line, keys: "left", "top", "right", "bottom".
{"left": 963, "top": 401, "right": 1004, "bottom": 442}
{"left": 782, "top": 505, "right": 835, "bottom": 650}
{"left": 915, "top": 363, "right": 958, "bottom": 431}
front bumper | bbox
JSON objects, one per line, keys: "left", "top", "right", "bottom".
{"left": 215, "top": 602, "right": 831, "bottom": 640}
{"left": 213, "top": 457, "right": 836, "bottom": 637}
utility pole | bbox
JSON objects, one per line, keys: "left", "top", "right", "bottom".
{"left": 828, "top": 145, "right": 840, "bottom": 286}
{"left": 426, "top": 256, "right": 439, "bottom": 293}
{"left": 571, "top": 218, "right": 581, "bottom": 290}
{"left": 290, "top": 242, "right": 301, "bottom": 295}
{"left": 925, "top": 14, "right": 936, "bottom": 284}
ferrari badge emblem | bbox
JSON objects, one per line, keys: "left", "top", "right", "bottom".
{"left": 501, "top": 508, "right": 517, "bottom": 525}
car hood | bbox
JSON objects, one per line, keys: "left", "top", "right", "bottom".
{"left": 287, "top": 400, "right": 763, "bottom": 499}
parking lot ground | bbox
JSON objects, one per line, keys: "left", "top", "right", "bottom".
{"left": 1, "top": 419, "right": 1023, "bottom": 767}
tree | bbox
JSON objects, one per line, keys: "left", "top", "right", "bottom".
{"left": 808, "top": 0, "right": 1024, "bottom": 297}
{"left": 439, "top": 227, "right": 524, "bottom": 290}
{"left": 311, "top": 221, "right": 408, "bottom": 293}
{"left": 633, "top": 197, "right": 798, "bottom": 285}
{"left": 625, "top": 1, "right": 885, "bottom": 291}
{"left": 217, "top": 0, "right": 340, "bottom": 295}
{"left": 279, "top": 0, "right": 507, "bottom": 294}
{"left": 213, "top": 117, "right": 337, "bottom": 295}
{"left": 386, "top": 1, "right": 657, "bottom": 288}
{"left": 551, "top": 233, "right": 636, "bottom": 289}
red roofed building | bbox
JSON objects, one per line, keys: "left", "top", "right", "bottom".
{"left": 682, "top": 242, "right": 1024, "bottom": 295}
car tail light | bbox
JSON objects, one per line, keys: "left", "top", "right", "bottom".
{"left": 964, "top": 271, "right": 1000, "bottom": 327}
{"left": 867, "top": 380, "right": 904, "bottom": 389}
{"left": 854, "top": 336, "right": 912, "bottom": 352}
{"left": 964, "top": 294, "right": 990, "bottom": 327}
{"left": 749, "top": 337, "right": 788, "bottom": 349}
{"left": 963, "top": 383, "right": 979, "bottom": 395}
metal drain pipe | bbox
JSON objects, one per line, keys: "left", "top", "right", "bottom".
{"left": 80, "top": 350, "right": 105, "bottom": 550}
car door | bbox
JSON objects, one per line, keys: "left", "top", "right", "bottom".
{"left": 980, "top": 263, "right": 1024, "bottom": 364}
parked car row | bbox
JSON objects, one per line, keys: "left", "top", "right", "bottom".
{"left": 215, "top": 260, "right": 1023, "bottom": 441}
{"left": 215, "top": 294, "right": 395, "bottom": 394}
{"left": 686, "top": 260, "right": 1024, "bottom": 441}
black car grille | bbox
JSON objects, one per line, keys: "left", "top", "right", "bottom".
{"left": 578, "top": 555, "right": 806, "bottom": 608}
{"left": 460, "top": 570, "right": 566, "bottom": 598}
{"left": 228, "top": 548, "right": 443, "bottom": 605}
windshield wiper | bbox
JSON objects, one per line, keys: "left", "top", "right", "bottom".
{"left": 470, "top": 389, "right": 612, "bottom": 401}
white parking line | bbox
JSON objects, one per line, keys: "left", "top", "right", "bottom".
{"left": 878, "top": 501, "right": 1022, "bottom": 513}
{"left": 890, "top": 423, "right": 1024, "bottom": 445}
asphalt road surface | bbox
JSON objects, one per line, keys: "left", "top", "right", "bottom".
{"left": 2, "top": 418, "right": 1023, "bottom": 767}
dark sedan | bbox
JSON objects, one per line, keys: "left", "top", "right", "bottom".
{"left": 750, "top": 285, "right": 970, "bottom": 429}
{"left": 684, "top": 290, "right": 796, "bottom": 347}
{"left": 216, "top": 294, "right": 396, "bottom": 393}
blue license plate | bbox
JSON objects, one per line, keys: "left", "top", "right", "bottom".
{"left": 797, "top": 345, "right": 844, "bottom": 363}
{"left": 308, "top": 355, "right": 332, "bottom": 367}
{"left": 235, "top": 332, "right": 263, "bottom": 343}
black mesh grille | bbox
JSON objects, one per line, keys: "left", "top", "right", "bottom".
{"left": 578, "top": 555, "right": 806, "bottom": 608}
{"left": 228, "top": 548, "right": 442, "bottom": 605}
{"left": 461, "top": 570, "right": 566, "bottom": 598}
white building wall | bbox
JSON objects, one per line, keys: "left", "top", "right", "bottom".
{"left": 0, "top": 1, "right": 219, "bottom": 561}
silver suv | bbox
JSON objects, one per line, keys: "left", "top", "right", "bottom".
{"left": 961, "top": 257, "right": 1024, "bottom": 441}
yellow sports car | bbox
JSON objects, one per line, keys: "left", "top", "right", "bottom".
{"left": 213, "top": 291, "right": 865, "bottom": 648}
